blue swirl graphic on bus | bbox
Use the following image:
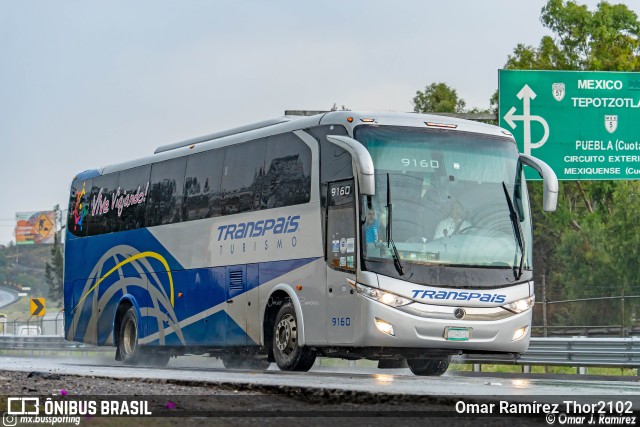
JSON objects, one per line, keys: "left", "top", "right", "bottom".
{"left": 412, "top": 289, "right": 506, "bottom": 304}
{"left": 216, "top": 215, "right": 300, "bottom": 241}
{"left": 68, "top": 245, "right": 185, "bottom": 346}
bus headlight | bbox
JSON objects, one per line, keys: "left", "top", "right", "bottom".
{"left": 502, "top": 296, "right": 534, "bottom": 314}
{"left": 512, "top": 326, "right": 528, "bottom": 341}
{"left": 374, "top": 318, "right": 395, "bottom": 336}
{"left": 356, "top": 283, "right": 411, "bottom": 307}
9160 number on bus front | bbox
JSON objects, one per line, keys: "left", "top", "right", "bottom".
{"left": 401, "top": 158, "right": 440, "bottom": 169}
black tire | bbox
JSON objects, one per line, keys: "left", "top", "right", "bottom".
{"left": 221, "top": 355, "right": 271, "bottom": 370}
{"left": 118, "top": 307, "right": 145, "bottom": 365}
{"left": 407, "top": 357, "right": 450, "bottom": 376}
{"left": 272, "top": 302, "right": 316, "bottom": 371}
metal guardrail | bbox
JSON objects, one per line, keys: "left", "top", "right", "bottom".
{"left": 454, "top": 337, "right": 640, "bottom": 368}
{"left": 1, "top": 336, "right": 640, "bottom": 369}
{"left": 1, "top": 312, "right": 65, "bottom": 336}
{"left": 0, "top": 335, "right": 110, "bottom": 352}
{"left": 531, "top": 325, "right": 640, "bottom": 337}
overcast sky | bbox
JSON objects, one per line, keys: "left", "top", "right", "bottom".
{"left": 0, "top": 0, "right": 626, "bottom": 245}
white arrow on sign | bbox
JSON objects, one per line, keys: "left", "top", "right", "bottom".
{"left": 503, "top": 84, "right": 550, "bottom": 155}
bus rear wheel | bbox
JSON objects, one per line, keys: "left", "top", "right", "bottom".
{"left": 118, "top": 307, "right": 171, "bottom": 367}
{"left": 272, "top": 302, "right": 316, "bottom": 372}
{"left": 407, "top": 357, "right": 450, "bottom": 376}
{"left": 118, "top": 307, "right": 144, "bottom": 365}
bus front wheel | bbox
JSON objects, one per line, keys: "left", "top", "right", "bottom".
{"left": 407, "top": 357, "right": 450, "bottom": 376}
{"left": 272, "top": 302, "right": 316, "bottom": 372}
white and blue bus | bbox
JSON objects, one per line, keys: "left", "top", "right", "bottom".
{"left": 64, "top": 111, "right": 557, "bottom": 375}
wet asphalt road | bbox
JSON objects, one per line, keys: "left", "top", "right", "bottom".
{"left": 0, "top": 355, "right": 638, "bottom": 408}
{"left": 0, "top": 287, "right": 18, "bottom": 309}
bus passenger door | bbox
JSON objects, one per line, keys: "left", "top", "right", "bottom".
{"left": 225, "top": 265, "right": 248, "bottom": 346}
{"left": 325, "top": 180, "right": 357, "bottom": 343}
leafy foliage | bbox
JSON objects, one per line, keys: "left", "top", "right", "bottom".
{"left": 412, "top": 82, "right": 466, "bottom": 113}
{"left": 0, "top": 245, "right": 49, "bottom": 301}
{"left": 506, "top": 0, "right": 640, "bottom": 72}
{"left": 45, "top": 231, "right": 64, "bottom": 305}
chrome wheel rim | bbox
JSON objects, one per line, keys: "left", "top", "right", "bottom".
{"left": 123, "top": 318, "right": 137, "bottom": 357}
{"left": 275, "top": 314, "right": 297, "bottom": 356}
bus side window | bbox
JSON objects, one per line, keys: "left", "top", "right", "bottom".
{"left": 146, "top": 157, "right": 187, "bottom": 226}
{"left": 67, "top": 179, "right": 92, "bottom": 237}
{"left": 87, "top": 173, "right": 119, "bottom": 236}
{"left": 117, "top": 165, "right": 151, "bottom": 232}
{"left": 221, "top": 138, "right": 267, "bottom": 214}
{"left": 184, "top": 150, "right": 224, "bottom": 221}
{"left": 326, "top": 179, "right": 356, "bottom": 272}
{"left": 262, "top": 133, "right": 312, "bottom": 209}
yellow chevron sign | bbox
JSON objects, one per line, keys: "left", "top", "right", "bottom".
{"left": 30, "top": 298, "right": 46, "bottom": 317}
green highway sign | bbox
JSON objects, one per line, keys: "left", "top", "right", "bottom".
{"left": 499, "top": 70, "right": 640, "bottom": 180}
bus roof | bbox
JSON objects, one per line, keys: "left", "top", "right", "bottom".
{"left": 75, "top": 111, "right": 513, "bottom": 179}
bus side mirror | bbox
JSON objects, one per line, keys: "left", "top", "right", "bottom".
{"left": 326, "top": 135, "right": 375, "bottom": 196}
{"left": 520, "top": 154, "right": 558, "bottom": 212}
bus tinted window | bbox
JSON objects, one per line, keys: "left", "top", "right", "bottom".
{"left": 68, "top": 179, "right": 92, "bottom": 237}
{"left": 307, "top": 125, "right": 351, "bottom": 183}
{"left": 87, "top": 173, "right": 119, "bottom": 236}
{"left": 221, "top": 139, "right": 267, "bottom": 215}
{"left": 184, "top": 150, "right": 224, "bottom": 221}
{"left": 146, "top": 157, "right": 187, "bottom": 226}
{"left": 261, "top": 133, "right": 311, "bottom": 208}
{"left": 116, "top": 165, "right": 151, "bottom": 231}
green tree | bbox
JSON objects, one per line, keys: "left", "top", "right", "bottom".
{"left": 412, "top": 82, "right": 466, "bottom": 113}
{"left": 604, "top": 182, "right": 640, "bottom": 293}
{"left": 0, "top": 247, "right": 6, "bottom": 269}
{"left": 506, "top": 0, "right": 640, "bottom": 72}
{"left": 45, "top": 206, "right": 64, "bottom": 305}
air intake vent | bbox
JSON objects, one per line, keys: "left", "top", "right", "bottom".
{"left": 229, "top": 270, "right": 244, "bottom": 291}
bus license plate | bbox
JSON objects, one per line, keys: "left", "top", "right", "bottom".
{"left": 445, "top": 327, "right": 471, "bottom": 341}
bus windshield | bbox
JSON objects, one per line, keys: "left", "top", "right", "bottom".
{"left": 354, "top": 125, "right": 533, "bottom": 275}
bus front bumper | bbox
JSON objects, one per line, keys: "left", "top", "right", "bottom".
{"left": 352, "top": 296, "right": 532, "bottom": 354}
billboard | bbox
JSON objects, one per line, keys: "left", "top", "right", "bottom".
{"left": 499, "top": 70, "right": 640, "bottom": 180}
{"left": 15, "top": 211, "right": 56, "bottom": 245}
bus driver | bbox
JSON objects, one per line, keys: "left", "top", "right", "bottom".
{"left": 434, "top": 200, "right": 471, "bottom": 239}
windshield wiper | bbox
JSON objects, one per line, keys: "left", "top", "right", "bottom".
{"left": 386, "top": 173, "right": 405, "bottom": 276}
{"left": 502, "top": 182, "right": 525, "bottom": 280}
